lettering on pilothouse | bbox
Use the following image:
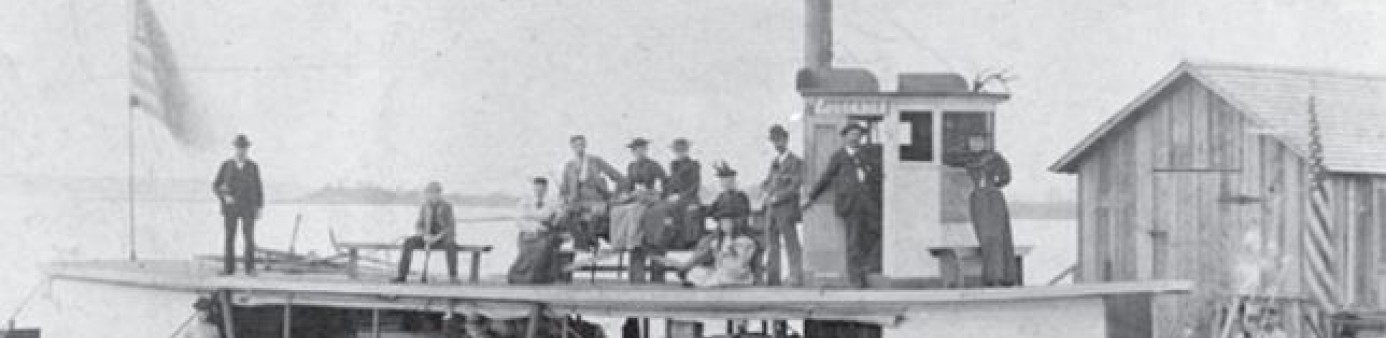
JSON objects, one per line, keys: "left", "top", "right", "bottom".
{"left": 812, "top": 97, "right": 889, "bottom": 116}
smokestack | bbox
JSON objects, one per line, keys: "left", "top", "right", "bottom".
{"left": 805, "top": 0, "right": 832, "bottom": 70}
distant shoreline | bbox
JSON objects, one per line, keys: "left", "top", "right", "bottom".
{"left": 291, "top": 185, "right": 519, "bottom": 208}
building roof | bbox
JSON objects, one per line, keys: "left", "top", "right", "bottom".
{"left": 1050, "top": 61, "right": 1386, "bottom": 174}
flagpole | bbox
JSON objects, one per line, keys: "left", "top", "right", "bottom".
{"left": 127, "top": 0, "right": 138, "bottom": 262}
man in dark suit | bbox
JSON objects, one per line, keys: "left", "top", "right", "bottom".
{"left": 804, "top": 123, "right": 883, "bottom": 288}
{"left": 760, "top": 125, "right": 805, "bottom": 286}
{"left": 212, "top": 134, "right": 264, "bottom": 276}
{"left": 392, "top": 181, "right": 460, "bottom": 283}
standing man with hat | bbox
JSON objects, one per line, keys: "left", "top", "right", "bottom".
{"left": 212, "top": 134, "right": 264, "bottom": 276}
{"left": 760, "top": 125, "right": 805, "bottom": 286}
{"left": 804, "top": 123, "right": 883, "bottom": 288}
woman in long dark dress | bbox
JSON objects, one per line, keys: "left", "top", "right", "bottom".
{"left": 964, "top": 134, "right": 1018, "bottom": 287}
{"left": 507, "top": 177, "right": 563, "bottom": 284}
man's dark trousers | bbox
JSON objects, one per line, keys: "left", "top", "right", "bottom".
{"left": 842, "top": 207, "right": 882, "bottom": 287}
{"left": 396, "top": 236, "right": 459, "bottom": 279}
{"left": 223, "top": 213, "right": 256, "bottom": 274}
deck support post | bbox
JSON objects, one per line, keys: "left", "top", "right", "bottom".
{"left": 282, "top": 294, "right": 293, "bottom": 338}
{"left": 217, "top": 290, "right": 238, "bottom": 338}
{"left": 469, "top": 251, "right": 483, "bottom": 283}
{"left": 524, "top": 304, "right": 545, "bottom": 338}
{"left": 371, "top": 308, "right": 381, "bottom": 338}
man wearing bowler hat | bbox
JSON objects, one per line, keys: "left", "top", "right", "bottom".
{"left": 760, "top": 125, "right": 805, "bottom": 286}
{"left": 804, "top": 123, "right": 883, "bottom": 288}
{"left": 212, "top": 134, "right": 264, "bottom": 276}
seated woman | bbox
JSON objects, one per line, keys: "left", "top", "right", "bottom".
{"left": 655, "top": 212, "right": 758, "bottom": 288}
{"left": 654, "top": 162, "right": 758, "bottom": 288}
{"left": 507, "top": 177, "right": 563, "bottom": 284}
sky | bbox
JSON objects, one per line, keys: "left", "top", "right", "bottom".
{"left": 1, "top": 0, "right": 1383, "bottom": 201}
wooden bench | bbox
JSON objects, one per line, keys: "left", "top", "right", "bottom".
{"left": 928, "top": 245, "right": 1033, "bottom": 288}
{"left": 336, "top": 242, "right": 494, "bottom": 283}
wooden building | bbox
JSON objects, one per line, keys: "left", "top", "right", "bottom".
{"left": 1050, "top": 61, "right": 1386, "bottom": 336}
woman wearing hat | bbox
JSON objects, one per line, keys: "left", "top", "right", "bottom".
{"left": 611, "top": 137, "right": 669, "bottom": 282}
{"left": 664, "top": 138, "right": 704, "bottom": 250}
{"left": 655, "top": 162, "right": 758, "bottom": 287}
{"left": 958, "top": 133, "right": 1018, "bottom": 287}
{"left": 211, "top": 134, "right": 264, "bottom": 276}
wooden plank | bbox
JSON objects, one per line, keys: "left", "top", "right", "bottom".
{"left": 1170, "top": 84, "right": 1193, "bottom": 169}
{"left": 1281, "top": 143, "right": 1305, "bottom": 295}
{"left": 1189, "top": 84, "right": 1210, "bottom": 169}
{"left": 1079, "top": 161, "right": 1099, "bottom": 282}
{"left": 1151, "top": 174, "right": 1169, "bottom": 280}
{"left": 1134, "top": 109, "right": 1155, "bottom": 280}
{"left": 1118, "top": 132, "right": 1139, "bottom": 281}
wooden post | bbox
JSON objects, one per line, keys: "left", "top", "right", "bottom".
{"left": 524, "top": 304, "right": 545, "bottom": 338}
{"left": 371, "top": 309, "right": 381, "bottom": 338}
{"left": 348, "top": 248, "right": 360, "bottom": 279}
{"left": 218, "top": 290, "right": 238, "bottom": 338}
{"left": 470, "top": 251, "right": 483, "bottom": 283}
{"left": 282, "top": 294, "right": 292, "bottom": 338}
{"left": 562, "top": 316, "right": 571, "bottom": 338}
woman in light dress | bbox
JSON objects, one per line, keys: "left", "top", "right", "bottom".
{"left": 656, "top": 213, "right": 758, "bottom": 287}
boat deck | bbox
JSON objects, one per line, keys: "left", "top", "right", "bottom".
{"left": 47, "top": 260, "right": 1192, "bottom": 321}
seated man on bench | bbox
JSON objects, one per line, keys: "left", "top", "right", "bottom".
{"left": 391, "top": 181, "right": 460, "bottom": 283}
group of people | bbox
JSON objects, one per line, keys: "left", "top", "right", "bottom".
{"left": 505, "top": 125, "right": 813, "bottom": 287}
{"left": 210, "top": 120, "right": 1019, "bottom": 289}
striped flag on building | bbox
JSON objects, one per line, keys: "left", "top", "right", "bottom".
{"left": 130, "top": 0, "right": 203, "bottom": 145}
{"left": 1302, "top": 94, "right": 1340, "bottom": 336}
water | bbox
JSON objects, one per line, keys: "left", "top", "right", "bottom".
{"left": 0, "top": 194, "right": 1074, "bottom": 337}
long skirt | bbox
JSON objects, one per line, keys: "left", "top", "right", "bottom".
{"left": 609, "top": 202, "right": 649, "bottom": 250}
{"left": 640, "top": 201, "right": 676, "bottom": 249}
{"left": 667, "top": 200, "right": 705, "bottom": 250}
{"left": 969, "top": 187, "right": 1018, "bottom": 286}
{"left": 507, "top": 231, "right": 563, "bottom": 284}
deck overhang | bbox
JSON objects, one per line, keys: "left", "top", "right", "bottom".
{"left": 47, "top": 260, "right": 1192, "bottom": 324}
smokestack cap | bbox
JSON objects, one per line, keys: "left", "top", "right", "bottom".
{"left": 796, "top": 68, "right": 880, "bottom": 93}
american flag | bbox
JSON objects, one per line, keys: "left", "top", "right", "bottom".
{"left": 130, "top": 0, "right": 202, "bottom": 145}
{"left": 1302, "top": 94, "right": 1340, "bottom": 336}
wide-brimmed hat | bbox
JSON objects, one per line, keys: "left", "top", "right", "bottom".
{"left": 627, "top": 137, "right": 650, "bottom": 149}
{"left": 713, "top": 161, "right": 737, "bottom": 178}
{"left": 232, "top": 134, "right": 251, "bottom": 148}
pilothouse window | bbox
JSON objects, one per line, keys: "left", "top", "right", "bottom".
{"left": 942, "top": 112, "right": 990, "bottom": 166}
{"left": 899, "top": 112, "right": 933, "bottom": 162}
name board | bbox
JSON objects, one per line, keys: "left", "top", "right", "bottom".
{"left": 809, "top": 97, "right": 889, "bottom": 116}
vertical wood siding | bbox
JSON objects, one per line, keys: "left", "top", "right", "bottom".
{"left": 1067, "top": 76, "right": 1386, "bottom": 337}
